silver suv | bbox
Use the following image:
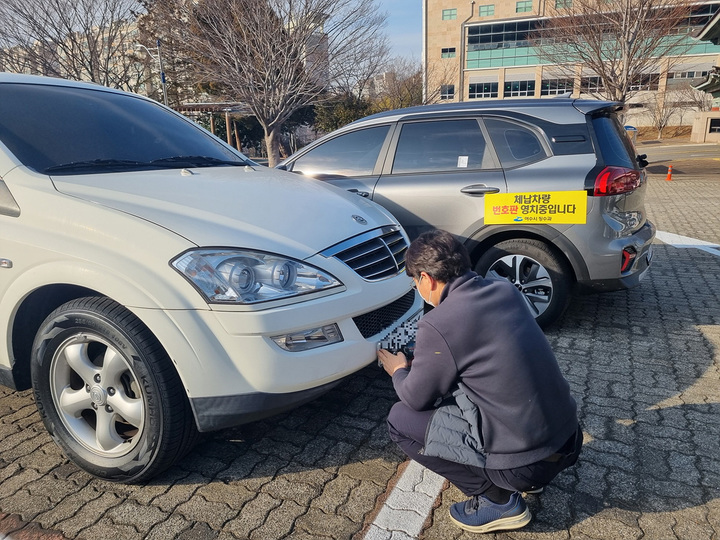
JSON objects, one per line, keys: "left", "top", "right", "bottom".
{"left": 279, "top": 99, "right": 656, "bottom": 328}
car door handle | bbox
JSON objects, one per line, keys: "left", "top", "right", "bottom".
{"left": 348, "top": 189, "right": 370, "bottom": 198}
{"left": 460, "top": 184, "right": 501, "bottom": 195}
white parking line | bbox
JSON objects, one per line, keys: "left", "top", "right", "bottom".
{"left": 655, "top": 230, "right": 720, "bottom": 257}
{"left": 363, "top": 461, "right": 445, "bottom": 540}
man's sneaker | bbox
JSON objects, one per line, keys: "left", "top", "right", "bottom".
{"left": 449, "top": 491, "right": 531, "bottom": 533}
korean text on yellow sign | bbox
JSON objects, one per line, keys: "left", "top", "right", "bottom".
{"left": 484, "top": 191, "right": 587, "bottom": 225}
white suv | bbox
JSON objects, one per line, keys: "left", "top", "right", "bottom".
{"left": 0, "top": 74, "right": 421, "bottom": 482}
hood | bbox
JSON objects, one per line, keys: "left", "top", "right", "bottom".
{"left": 51, "top": 166, "right": 398, "bottom": 260}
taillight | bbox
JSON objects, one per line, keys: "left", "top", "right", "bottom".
{"left": 593, "top": 166, "right": 642, "bottom": 196}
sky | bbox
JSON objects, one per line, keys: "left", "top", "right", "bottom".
{"left": 382, "top": 0, "right": 423, "bottom": 59}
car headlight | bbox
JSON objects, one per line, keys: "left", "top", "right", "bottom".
{"left": 171, "top": 249, "right": 341, "bottom": 304}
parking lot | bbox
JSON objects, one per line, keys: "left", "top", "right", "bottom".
{"left": 2, "top": 143, "right": 720, "bottom": 540}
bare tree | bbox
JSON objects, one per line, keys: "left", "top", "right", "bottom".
{"left": 641, "top": 91, "right": 678, "bottom": 138}
{"left": 0, "top": 0, "right": 144, "bottom": 91}
{"left": 142, "top": 0, "right": 388, "bottom": 167}
{"left": 533, "top": 0, "right": 695, "bottom": 104}
{"left": 371, "top": 56, "right": 424, "bottom": 110}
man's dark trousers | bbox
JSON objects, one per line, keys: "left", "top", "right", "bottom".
{"left": 387, "top": 401, "right": 583, "bottom": 497}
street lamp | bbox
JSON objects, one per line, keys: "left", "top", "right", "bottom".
{"left": 136, "top": 39, "right": 168, "bottom": 107}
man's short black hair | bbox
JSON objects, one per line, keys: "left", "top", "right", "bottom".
{"left": 406, "top": 229, "right": 471, "bottom": 283}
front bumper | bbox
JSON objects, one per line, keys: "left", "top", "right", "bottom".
{"left": 188, "top": 297, "right": 422, "bottom": 432}
{"left": 143, "top": 278, "right": 423, "bottom": 432}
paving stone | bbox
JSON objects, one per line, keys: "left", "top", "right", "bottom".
{"left": 53, "top": 491, "right": 122, "bottom": 537}
{"left": 260, "top": 475, "right": 321, "bottom": 506}
{"left": 221, "top": 493, "right": 282, "bottom": 539}
{"left": 248, "top": 499, "right": 305, "bottom": 539}
{"left": 294, "top": 507, "right": 360, "bottom": 539}
{"left": 105, "top": 500, "right": 169, "bottom": 535}
{"left": 176, "top": 494, "right": 238, "bottom": 530}
{"left": 145, "top": 514, "right": 193, "bottom": 540}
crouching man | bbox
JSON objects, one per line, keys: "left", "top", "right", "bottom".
{"left": 378, "top": 229, "right": 582, "bottom": 534}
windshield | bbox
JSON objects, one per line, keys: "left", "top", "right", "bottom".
{"left": 0, "top": 82, "right": 248, "bottom": 175}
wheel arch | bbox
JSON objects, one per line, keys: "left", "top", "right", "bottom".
{"left": 9, "top": 284, "right": 99, "bottom": 390}
{"left": 463, "top": 225, "right": 588, "bottom": 285}
{"left": 2, "top": 260, "right": 204, "bottom": 393}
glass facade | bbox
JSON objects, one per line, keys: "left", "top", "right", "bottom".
{"left": 465, "top": 3, "right": 720, "bottom": 69}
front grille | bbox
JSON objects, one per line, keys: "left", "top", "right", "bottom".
{"left": 322, "top": 226, "right": 408, "bottom": 280}
{"left": 353, "top": 290, "right": 417, "bottom": 339}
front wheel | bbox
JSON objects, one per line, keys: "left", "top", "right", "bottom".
{"left": 474, "top": 239, "right": 572, "bottom": 329}
{"left": 31, "top": 297, "right": 197, "bottom": 483}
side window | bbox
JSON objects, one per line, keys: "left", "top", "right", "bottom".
{"left": 392, "top": 119, "right": 494, "bottom": 174}
{"left": 290, "top": 125, "right": 390, "bottom": 178}
{"left": 483, "top": 118, "right": 548, "bottom": 169}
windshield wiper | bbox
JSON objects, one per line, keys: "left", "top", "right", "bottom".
{"left": 150, "top": 155, "right": 248, "bottom": 167}
{"left": 44, "top": 159, "right": 148, "bottom": 173}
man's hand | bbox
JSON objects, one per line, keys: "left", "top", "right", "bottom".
{"left": 377, "top": 349, "right": 409, "bottom": 376}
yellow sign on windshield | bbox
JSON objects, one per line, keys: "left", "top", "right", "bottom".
{"left": 484, "top": 191, "right": 587, "bottom": 225}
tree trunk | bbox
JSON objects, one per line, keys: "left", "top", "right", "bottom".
{"left": 264, "top": 127, "right": 281, "bottom": 168}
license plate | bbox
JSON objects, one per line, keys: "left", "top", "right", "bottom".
{"left": 377, "top": 309, "right": 422, "bottom": 352}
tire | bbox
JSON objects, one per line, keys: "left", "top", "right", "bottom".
{"left": 474, "top": 239, "right": 572, "bottom": 329}
{"left": 31, "top": 297, "right": 197, "bottom": 483}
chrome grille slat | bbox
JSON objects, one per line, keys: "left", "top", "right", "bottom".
{"left": 322, "top": 226, "right": 408, "bottom": 281}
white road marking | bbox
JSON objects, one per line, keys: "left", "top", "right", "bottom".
{"left": 655, "top": 230, "right": 720, "bottom": 257}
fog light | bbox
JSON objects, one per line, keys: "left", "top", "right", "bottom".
{"left": 621, "top": 247, "right": 637, "bottom": 272}
{"left": 272, "top": 324, "right": 343, "bottom": 352}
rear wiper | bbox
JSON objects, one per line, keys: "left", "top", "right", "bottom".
{"left": 44, "top": 159, "right": 147, "bottom": 173}
{"left": 150, "top": 156, "right": 248, "bottom": 167}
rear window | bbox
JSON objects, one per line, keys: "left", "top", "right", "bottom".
{"left": 591, "top": 115, "right": 637, "bottom": 169}
{"left": 483, "top": 118, "right": 548, "bottom": 169}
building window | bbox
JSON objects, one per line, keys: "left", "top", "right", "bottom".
{"left": 468, "top": 82, "right": 499, "bottom": 99}
{"left": 516, "top": 1, "right": 532, "bottom": 13}
{"left": 441, "top": 47, "right": 457, "bottom": 58}
{"left": 581, "top": 76, "right": 605, "bottom": 93}
{"left": 555, "top": 0, "right": 572, "bottom": 8}
{"left": 442, "top": 8, "right": 458, "bottom": 20}
{"left": 440, "top": 85, "right": 456, "bottom": 100}
{"left": 541, "top": 78, "right": 574, "bottom": 95}
{"left": 669, "top": 70, "right": 709, "bottom": 79}
{"left": 629, "top": 74, "right": 659, "bottom": 91}
{"left": 478, "top": 4, "right": 495, "bottom": 16}
{"left": 504, "top": 80, "right": 535, "bottom": 97}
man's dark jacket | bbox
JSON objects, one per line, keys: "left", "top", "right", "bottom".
{"left": 392, "top": 271, "right": 578, "bottom": 470}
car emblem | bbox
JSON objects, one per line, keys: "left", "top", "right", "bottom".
{"left": 352, "top": 215, "right": 368, "bottom": 225}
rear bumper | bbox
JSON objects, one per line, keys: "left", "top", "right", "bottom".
{"left": 576, "top": 219, "right": 655, "bottom": 293}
